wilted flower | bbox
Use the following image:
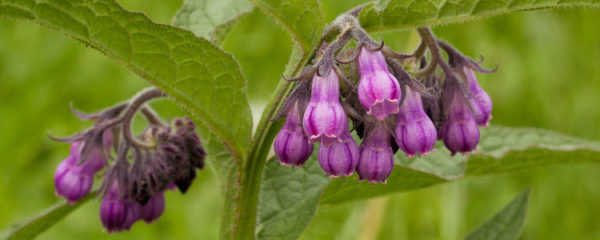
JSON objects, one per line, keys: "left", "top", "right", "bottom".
{"left": 317, "top": 133, "right": 359, "bottom": 177}
{"left": 274, "top": 102, "right": 313, "bottom": 166}
{"left": 395, "top": 87, "right": 437, "bottom": 157}
{"left": 357, "top": 124, "right": 394, "bottom": 183}
{"left": 303, "top": 68, "right": 348, "bottom": 146}
{"left": 357, "top": 46, "right": 401, "bottom": 121}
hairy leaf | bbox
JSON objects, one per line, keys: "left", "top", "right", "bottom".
{"left": 256, "top": 154, "right": 329, "bottom": 240}
{"left": 359, "top": 0, "right": 600, "bottom": 32}
{"left": 321, "top": 126, "right": 600, "bottom": 204}
{"left": 463, "top": 189, "right": 531, "bottom": 240}
{"left": 174, "top": 0, "right": 253, "bottom": 45}
{"left": 248, "top": 0, "right": 324, "bottom": 52}
{"left": 0, "top": 194, "right": 92, "bottom": 240}
{"left": 0, "top": 0, "right": 252, "bottom": 161}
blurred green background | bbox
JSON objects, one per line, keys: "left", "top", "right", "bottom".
{"left": 1, "top": 0, "right": 599, "bottom": 239}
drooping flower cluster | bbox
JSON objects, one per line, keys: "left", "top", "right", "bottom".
{"left": 273, "top": 28, "right": 494, "bottom": 183}
{"left": 52, "top": 88, "right": 206, "bottom": 233}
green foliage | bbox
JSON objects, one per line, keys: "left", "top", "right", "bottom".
{"left": 0, "top": 0, "right": 253, "bottom": 163}
{"left": 247, "top": 0, "right": 324, "bottom": 52}
{"left": 321, "top": 126, "right": 600, "bottom": 204}
{"left": 1, "top": 0, "right": 600, "bottom": 239}
{"left": 359, "top": 0, "right": 600, "bottom": 32}
{"left": 257, "top": 154, "right": 329, "bottom": 240}
{"left": 464, "top": 189, "right": 530, "bottom": 240}
{"left": 0, "top": 194, "right": 92, "bottom": 240}
{"left": 174, "top": 0, "right": 253, "bottom": 45}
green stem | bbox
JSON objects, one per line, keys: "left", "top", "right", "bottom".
{"left": 232, "top": 45, "right": 308, "bottom": 240}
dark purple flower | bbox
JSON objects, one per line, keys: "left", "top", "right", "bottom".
{"left": 100, "top": 183, "right": 140, "bottom": 233}
{"left": 440, "top": 92, "right": 480, "bottom": 155}
{"left": 395, "top": 87, "right": 437, "bottom": 157}
{"left": 464, "top": 67, "right": 492, "bottom": 126}
{"left": 317, "top": 133, "right": 359, "bottom": 177}
{"left": 274, "top": 102, "right": 313, "bottom": 166}
{"left": 139, "top": 192, "right": 165, "bottom": 223}
{"left": 357, "top": 124, "right": 394, "bottom": 184}
{"left": 303, "top": 69, "right": 348, "bottom": 146}
{"left": 357, "top": 47, "right": 401, "bottom": 121}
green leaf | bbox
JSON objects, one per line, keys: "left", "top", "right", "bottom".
{"left": 320, "top": 126, "right": 600, "bottom": 204}
{"left": 174, "top": 0, "right": 253, "bottom": 45}
{"left": 256, "top": 154, "right": 329, "bottom": 240}
{"left": 359, "top": 0, "right": 600, "bottom": 32}
{"left": 0, "top": 0, "right": 253, "bottom": 162}
{"left": 0, "top": 194, "right": 92, "bottom": 240}
{"left": 248, "top": 0, "right": 324, "bottom": 52}
{"left": 463, "top": 189, "right": 531, "bottom": 240}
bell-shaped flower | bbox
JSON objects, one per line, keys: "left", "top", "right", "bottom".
{"left": 464, "top": 67, "right": 492, "bottom": 126}
{"left": 440, "top": 92, "right": 480, "bottom": 155}
{"left": 357, "top": 124, "right": 395, "bottom": 183}
{"left": 274, "top": 102, "right": 313, "bottom": 166}
{"left": 357, "top": 47, "right": 401, "bottom": 121}
{"left": 303, "top": 69, "right": 348, "bottom": 146}
{"left": 395, "top": 87, "right": 437, "bottom": 157}
{"left": 317, "top": 133, "right": 359, "bottom": 177}
{"left": 100, "top": 183, "right": 140, "bottom": 233}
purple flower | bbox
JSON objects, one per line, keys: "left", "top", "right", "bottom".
{"left": 139, "top": 192, "right": 165, "bottom": 223}
{"left": 54, "top": 141, "right": 107, "bottom": 204}
{"left": 395, "top": 87, "right": 437, "bottom": 157}
{"left": 464, "top": 67, "right": 492, "bottom": 126}
{"left": 100, "top": 183, "right": 140, "bottom": 233}
{"left": 54, "top": 156, "right": 94, "bottom": 204}
{"left": 440, "top": 92, "right": 480, "bottom": 155}
{"left": 318, "top": 133, "right": 359, "bottom": 177}
{"left": 357, "top": 124, "right": 394, "bottom": 184}
{"left": 357, "top": 47, "right": 401, "bottom": 121}
{"left": 303, "top": 69, "right": 348, "bottom": 146}
{"left": 274, "top": 102, "right": 313, "bottom": 166}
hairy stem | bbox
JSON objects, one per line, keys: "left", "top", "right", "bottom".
{"left": 414, "top": 27, "right": 442, "bottom": 78}
{"left": 121, "top": 87, "right": 166, "bottom": 148}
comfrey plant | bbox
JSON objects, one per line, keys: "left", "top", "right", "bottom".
{"left": 2, "top": 0, "right": 598, "bottom": 239}
{"left": 52, "top": 88, "right": 206, "bottom": 233}
{"left": 273, "top": 16, "right": 495, "bottom": 182}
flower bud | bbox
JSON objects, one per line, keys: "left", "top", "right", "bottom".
{"left": 54, "top": 141, "right": 107, "bottom": 204}
{"left": 395, "top": 87, "right": 437, "bottom": 157}
{"left": 274, "top": 103, "right": 313, "bottom": 166}
{"left": 357, "top": 124, "right": 394, "bottom": 183}
{"left": 357, "top": 47, "right": 401, "bottom": 120}
{"left": 317, "top": 133, "right": 359, "bottom": 177}
{"left": 100, "top": 183, "right": 140, "bottom": 233}
{"left": 464, "top": 67, "right": 492, "bottom": 126}
{"left": 139, "top": 192, "right": 165, "bottom": 223}
{"left": 441, "top": 93, "right": 480, "bottom": 155}
{"left": 54, "top": 156, "right": 94, "bottom": 204}
{"left": 303, "top": 69, "right": 348, "bottom": 146}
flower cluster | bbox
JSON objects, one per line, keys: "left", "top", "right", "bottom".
{"left": 52, "top": 88, "right": 206, "bottom": 233}
{"left": 273, "top": 28, "right": 494, "bottom": 183}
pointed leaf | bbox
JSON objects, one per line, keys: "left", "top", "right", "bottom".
{"left": 463, "top": 189, "right": 531, "bottom": 240}
{"left": 0, "top": 194, "right": 92, "bottom": 240}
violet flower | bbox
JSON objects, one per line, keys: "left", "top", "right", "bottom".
{"left": 357, "top": 47, "right": 401, "bottom": 121}
{"left": 395, "top": 87, "right": 437, "bottom": 157}
{"left": 357, "top": 124, "right": 395, "bottom": 183}
{"left": 274, "top": 102, "right": 313, "bottom": 166}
